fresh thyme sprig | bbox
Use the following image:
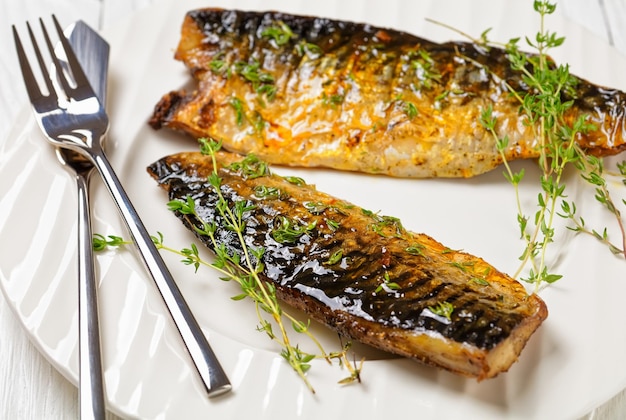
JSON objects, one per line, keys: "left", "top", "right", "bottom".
{"left": 93, "top": 232, "right": 212, "bottom": 272}
{"left": 432, "top": 1, "right": 625, "bottom": 288}
{"left": 92, "top": 233, "right": 130, "bottom": 251}
{"left": 475, "top": 0, "right": 626, "bottom": 290}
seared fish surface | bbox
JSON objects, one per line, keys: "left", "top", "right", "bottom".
{"left": 150, "top": 8, "right": 626, "bottom": 178}
{"left": 147, "top": 150, "right": 548, "bottom": 379}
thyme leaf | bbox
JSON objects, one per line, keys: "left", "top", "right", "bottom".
{"left": 261, "top": 21, "right": 295, "bottom": 46}
{"left": 271, "top": 216, "right": 316, "bottom": 244}
{"left": 92, "top": 233, "right": 130, "bottom": 251}
{"left": 428, "top": 301, "right": 454, "bottom": 320}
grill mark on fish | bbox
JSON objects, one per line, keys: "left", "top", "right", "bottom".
{"left": 149, "top": 9, "right": 626, "bottom": 178}
{"left": 147, "top": 150, "right": 548, "bottom": 379}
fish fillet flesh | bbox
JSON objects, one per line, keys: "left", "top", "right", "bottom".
{"left": 147, "top": 149, "right": 548, "bottom": 379}
{"left": 149, "top": 8, "right": 626, "bottom": 178}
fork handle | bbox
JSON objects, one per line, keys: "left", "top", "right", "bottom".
{"left": 75, "top": 169, "right": 107, "bottom": 420}
{"left": 89, "top": 144, "right": 231, "bottom": 397}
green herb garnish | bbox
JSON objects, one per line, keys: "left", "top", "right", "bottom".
{"left": 284, "top": 175, "right": 306, "bottom": 186}
{"left": 229, "top": 96, "right": 245, "bottom": 126}
{"left": 227, "top": 154, "right": 270, "bottom": 179}
{"left": 374, "top": 271, "right": 401, "bottom": 294}
{"left": 296, "top": 40, "right": 323, "bottom": 58}
{"left": 428, "top": 301, "right": 454, "bottom": 321}
{"left": 403, "top": 101, "right": 418, "bottom": 119}
{"left": 261, "top": 21, "right": 295, "bottom": 46}
{"left": 324, "top": 249, "right": 344, "bottom": 265}
{"left": 92, "top": 233, "right": 130, "bottom": 251}
{"left": 322, "top": 92, "right": 345, "bottom": 107}
{"left": 327, "top": 219, "right": 341, "bottom": 231}
{"left": 253, "top": 185, "right": 283, "bottom": 199}
{"left": 412, "top": 49, "right": 441, "bottom": 89}
{"left": 271, "top": 216, "right": 316, "bottom": 244}
{"left": 304, "top": 201, "right": 328, "bottom": 214}
{"left": 477, "top": 0, "right": 625, "bottom": 290}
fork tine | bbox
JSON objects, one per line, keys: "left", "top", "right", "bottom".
{"left": 50, "top": 15, "right": 91, "bottom": 92}
{"left": 12, "top": 24, "right": 47, "bottom": 102}
{"left": 39, "top": 16, "right": 75, "bottom": 96}
{"left": 15, "top": 15, "right": 96, "bottom": 107}
{"left": 30, "top": 20, "right": 58, "bottom": 98}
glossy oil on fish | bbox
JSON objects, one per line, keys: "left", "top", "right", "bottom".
{"left": 149, "top": 8, "right": 626, "bottom": 178}
{"left": 147, "top": 149, "right": 548, "bottom": 380}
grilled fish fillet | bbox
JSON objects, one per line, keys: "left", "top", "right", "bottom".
{"left": 147, "top": 150, "right": 548, "bottom": 380}
{"left": 149, "top": 8, "right": 626, "bottom": 178}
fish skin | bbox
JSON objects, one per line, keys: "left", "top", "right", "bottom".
{"left": 147, "top": 150, "right": 548, "bottom": 380}
{"left": 149, "top": 8, "right": 626, "bottom": 178}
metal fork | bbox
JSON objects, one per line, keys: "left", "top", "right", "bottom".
{"left": 50, "top": 20, "right": 111, "bottom": 420}
{"left": 13, "top": 16, "right": 231, "bottom": 398}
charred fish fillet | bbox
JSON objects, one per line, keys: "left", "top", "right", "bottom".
{"left": 147, "top": 150, "right": 548, "bottom": 380}
{"left": 149, "top": 8, "right": 626, "bottom": 178}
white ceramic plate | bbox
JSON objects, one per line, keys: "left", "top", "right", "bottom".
{"left": 1, "top": 0, "right": 625, "bottom": 418}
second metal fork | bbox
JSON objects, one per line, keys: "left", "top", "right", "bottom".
{"left": 13, "top": 16, "right": 231, "bottom": 398}
{"left": 55, "top": 20, "right": 110, "bottom": 420}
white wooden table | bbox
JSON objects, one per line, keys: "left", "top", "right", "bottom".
{"left": 1, "top": 0, "right": 624, "bottom": 418}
